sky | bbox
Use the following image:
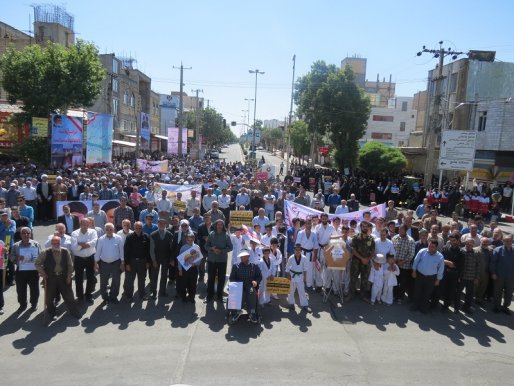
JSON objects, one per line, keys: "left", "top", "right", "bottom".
{"left": 3, "top": 0, "right": 514, "bottom": 136}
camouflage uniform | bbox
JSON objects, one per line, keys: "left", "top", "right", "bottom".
{"left": 349, "top": 232, "right": 375, "bottom": 296}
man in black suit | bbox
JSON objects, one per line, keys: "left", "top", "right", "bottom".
{"left": 67, "top": 179, "right": 80, "bottom": 201}
{"left": 149, "top": 218, "right": 174, "bottom": 297}
{"left": 57, "top": 205, "right": 80, "bottom": 235}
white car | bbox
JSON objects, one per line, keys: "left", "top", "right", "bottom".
{"left": 210, "top": 151, "right": 220, "bottom": 159}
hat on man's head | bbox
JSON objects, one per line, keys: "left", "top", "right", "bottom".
{"left": 237, "top": 249, "right": 250, "bottom": 258}
{"left": 373, "top": 254, "right": 386, "bottom": 264}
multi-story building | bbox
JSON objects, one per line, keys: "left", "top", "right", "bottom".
{"left": 404, "top": 51, "right": 514, "bottom": 182}
{"left": 359, "top": 97, "right": 417, "bottom": 148}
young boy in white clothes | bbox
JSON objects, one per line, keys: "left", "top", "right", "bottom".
{"left": 368, "top": 254, "right": 386, "bottom": 305}
{"left": 258, "top": 247, "right": 277, "bottom": 305}
{"left": 381, "top": 254, "right": 400, "bottom": 305}
{"left": 286, "top": 243, "right": 311, "bottom": 313}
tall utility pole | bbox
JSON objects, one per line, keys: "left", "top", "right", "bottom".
{"left": 206, "top": 99, "right": 213, "bottom": 108}
{"left": 244, "top": 98, "right": 254, "bottom": 136}
{"left": 249, "top": 69, "right": 264, "bottom": 159}
{"left": 192, "top": 88, "right": 203, "bottom": 159}
{"left": 173, "top": 63, "right": 192, "bottom": 157}
{"left": 286, "top": 54, "right": 296, "bottom": 175}
{"left": 417, "top": 42, "right": 465, "bottom": 188}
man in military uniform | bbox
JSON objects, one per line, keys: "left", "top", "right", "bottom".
{"left": 348, "top": 221, "right": 375, "bottom": 302}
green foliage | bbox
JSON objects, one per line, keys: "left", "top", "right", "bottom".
{"left": 295, "top": 62, "right": 370, "bottom": 171}
{"left": 358, "top": 141, "right": 407, "bottom": 175}
{"left": 12, "top": 136, "right": 50, "bottom": 166}
{"left": 185, "top": 107, "right": 236, "bottom": 147}
{"left": 0, "top": 40, "right": 105, "bottom": 117}
{"left": 261, "top": 127, "right": 284, "bottom": 149}
{"left": 289, "top": 120, "right": 310, "bottom": 158}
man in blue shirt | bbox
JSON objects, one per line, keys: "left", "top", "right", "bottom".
{"left": 327, "top": 189, "right": 341, "bottom": 214}
{"left": 142, "top": 214, "right": 158, "bottom": 236}
{"left": 411, "top": 240, "right": 444, "bottom": 313}
{"left": 17, "top": 196, "right": 34, "bottom": 229}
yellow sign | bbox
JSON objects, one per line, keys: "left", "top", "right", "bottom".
{"left": 32, "top": 117, "right": 49, "bottom": 137}
{"left": 46, "top": 175, "right": 57, "bottom": 184}
{"left": 266, "top": 277, "right": 291, "bottom": 295}
{"left": 229, "top": 210, "right": 253, "bottom": 228}
{"left": 173, "top": 200, "right": 186, "bottom": 212}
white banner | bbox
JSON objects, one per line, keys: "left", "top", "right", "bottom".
{"left": 284, "top": 200, "right": 386, "bottom": 226}
{"left": 136, "top": 159, "right": 169, "bottom": 173}
{"left": 153, "top": 183, "right": 202, "bottom": 202}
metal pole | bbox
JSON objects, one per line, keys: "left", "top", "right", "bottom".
{"left": 249, "top": 70, "right": 264, "bottom": 159}
{"left": 178, "top": 65, "right": 184, "bottom": 157}
{"left": 287, "top": 54, "right": 296, "bottom": 175}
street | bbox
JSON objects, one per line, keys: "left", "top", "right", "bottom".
{"left": 0, "top": 148, "right": 513, "bottom": 385}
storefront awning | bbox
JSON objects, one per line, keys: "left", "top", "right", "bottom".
{"left": 112, "top": 139, "right": 136, "bottom": 147}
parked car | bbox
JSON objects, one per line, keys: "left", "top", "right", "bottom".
{"left": 210, "top": 150, "right": 220, "bottom": 159}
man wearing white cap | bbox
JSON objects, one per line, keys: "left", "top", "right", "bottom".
{"left": 229, "top": 249, "right": 262, "bottom": 323}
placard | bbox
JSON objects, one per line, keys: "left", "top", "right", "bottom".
{"left": 173, "top": 200, "right": 186, "bottom": 212}
{"left": 177, "top": 245, "right": 203, "bottom": 271}
{"left": 255, "top": 172, "right": 268, "bottom": 181}
{"left": 324, "top": 241, "right": 351, "bottom": 270}
{"left": 229, "top": 210, "right": 253, "bottom": 228}
{"left": 18, "top": 246, "right": 39, "bottom": 271}
{"left": 265, "top": 277, "right": 291, "bottom": 294}
{"left": 227, "top": 281, "right": 243, "bottom": 310}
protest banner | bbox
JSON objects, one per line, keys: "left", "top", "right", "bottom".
{"left": 255, "top": 172, "right": 268, "bottom": 181}
{"left": 136, "top": 159, "right": 168, "bottom": 173}
{"left": 56, "top": 200, "right": 120, "bottom": 221}
{"left": 229, "top": 211, "right": 253, "bottom": 228}
{"left": 153, "top": 183, "right": 202, "bottom": 202}
{"left": 284, "top": 200, "right": 386, "bottom": 226}
{"left": 50, "top": 114, "right": 83, "bottom": 168}
{"left": 266, "top": 277, "right": 291, "bottom": 295}
{"left": 86, "top": 112, "right": 113, "bottom": 164}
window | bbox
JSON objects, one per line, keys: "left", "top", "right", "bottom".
{"left": 478, "top": 111, "right": 487, "bottom": 131}
{"left": 450, "top": 72, "right": 458, "bottom": 93}
{"left": 123, "top": 91, "right": 128, "bottom": 105}
{"left": 130, "top": 94, "right": 135, "bottom": 107}
{"left": 372, "top": 115, "right": 394, "bottom": 122}
{"left": 400, "top": 122, "right": 406, "bottom": 131}
{"left": 112, "top": 59, "right": 119, "bottom": 74}
{"left": 112, "top": 98, "right": 119, "bottom": 115}
{"left": 401, "top": 101, "right": 408, "bottom": 111}
{"left": 112, "top": 78, "right": 118, "bottom": 93}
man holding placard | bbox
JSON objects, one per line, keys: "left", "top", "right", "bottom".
{"left": 10, "top": 227, "right": 41, "bottom": 313}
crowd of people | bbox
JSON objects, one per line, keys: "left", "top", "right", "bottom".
{"left": 0, "top": 154, "right": 512, "bottom": 325}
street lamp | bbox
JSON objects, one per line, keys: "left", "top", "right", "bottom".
{"left": 248, "top": 70, "right": 264, "bottom": 159}
{"left": 244, "top": 98, "right": 254, "bottom": 139}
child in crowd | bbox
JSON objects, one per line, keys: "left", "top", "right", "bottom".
{"left": 368, "top": 254, "right": 385, "bottom": 305}
{"left": 381, "top": 254, "right": 400, "bottom": 305}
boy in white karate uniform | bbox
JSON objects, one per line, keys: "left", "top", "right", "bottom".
{"left": 368, "top": 254, "right": 386, "bottom": 305}
{"left": 258, "top": 247, "right": 277, "bottom": 305}
{"left": 381, "top": 254, "right": 400, "bottom": 305}
{"left": 286, "top": 243, "right": 311, "bottom": 312}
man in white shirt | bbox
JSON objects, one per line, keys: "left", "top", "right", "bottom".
{"left": 202, "top": 188, "right": 217, "bottom": 213}
{"left": 186, "top": 190, "right": 201, "bottom": 217}
{"left": 217, "top": 188, "right": 232, "bottom": 224}
{"left": 155, "top": 190, "right": 172, "bottom": 224}
{"left": 19, "top": 179, "right": 37, "bottom": 216}
{"left": 296, "top": 217, "right": 319, "bottom": 290}
{"left": 502, "top": 182, "right": 513, "bottom": 212}
{"left": 116, "top": 219, "right": 133, "bottom": 249}
{"left": 71, "top": 218, "right": 98, "bottom": 303}
{"left": 374, "top": 228, "right": 396, "bottom": 258}
{"left": 315, "top": 213, "right": 335, "bottom": 290}
{"left": 95, "top": 223, "right": 124, "bottom": 304}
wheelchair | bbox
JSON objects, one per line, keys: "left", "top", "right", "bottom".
{"left": 224, "top": 282, "right": 262, "bottom": 325}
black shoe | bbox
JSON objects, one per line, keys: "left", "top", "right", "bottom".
{"left": 249, "top": 313, "right": 259, "bottom": 323}
{"left": 198, "top": 277, "right": 204, "bottom": 283}
{"left": 100, "top": 299, "right": 109, "bottom": 306}
{"left": 504, "top": 308, "right": 512, "bottom": 315}
{"left": 188, "top": 296, "right": 195, "bottom": 303}
{"left": 16, "top": 304, "right": 27, "bottom": 314}
{"left": 463, "top": 307, "right": 473, "bottom": 315}
{"left": 86, "top": 295, "right": 94, "bottom": 304}
{"left": 204, "top": 297, "right": 213, "bottom": 304}
{"left": 493, "top": 307, "right": 502, "bottom": 313}
{"left": 29, "top": 304, "right": 38, "bottom": 312}
{"left": 77, "top": 296, "right": 84, "bottom": 303}
{"left": 51, "top": 315, "right": 58, "bottom": 322}
{"left": 302, "top": 306, "right": 312, "bottom": 313}
{"left": 150, "top": 293, "right": 157, "bottom": 300}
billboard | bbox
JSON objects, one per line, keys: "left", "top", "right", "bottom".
{"left": 50, "top": 114, "right": 83, "bottom": 168}
{"left": 140, "top": 112, "right": 150, "bottom": 150}
{"left": 31, "top": 117, "right": 49, "bottom": 137}
{"left": 85, "top": 112, "right": 113, "bottom": 164}
{"left": 167, "top": 127, "right": 188, "bottom": 155}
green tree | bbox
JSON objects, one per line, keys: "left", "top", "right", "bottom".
{"left": 358, "top": 141, "right": 407, "bottom": 175}
{"left": 12, "top": 136, "right": 50, "bottom": 166}
{"left": 289, "top": 120, "right": 310, "bottom": 159}
{"left": 185, "top": 107, "right": 235, "bottom": 147}
{"left": 295, "top": 62, "right": 370, "bottom": 171}
{"left": 0, "top": 40, "right": 105, "bottom": 117}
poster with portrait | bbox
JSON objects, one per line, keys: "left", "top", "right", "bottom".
{"left": 167, "top": 127, "right": 187, "bottom": 155}
{"left": 140, "top": 112, "right": 150, "bottom": 150}
{"left": 50, "top": 114, "right": 83, "bottom": 169}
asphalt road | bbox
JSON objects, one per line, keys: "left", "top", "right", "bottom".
{"left": 1, "top": 150, "right": 514, "bottom": 385}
